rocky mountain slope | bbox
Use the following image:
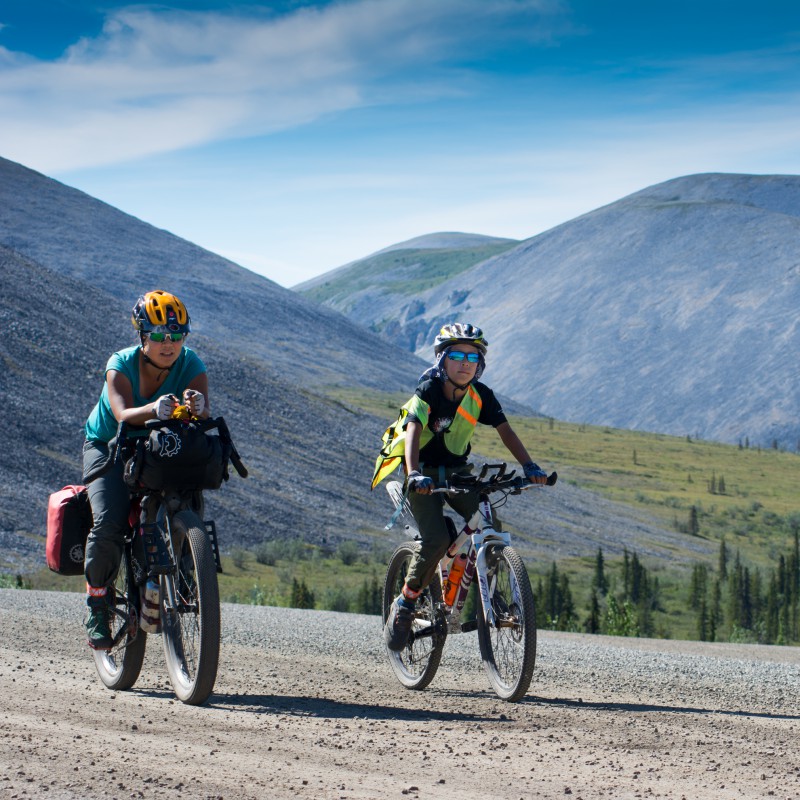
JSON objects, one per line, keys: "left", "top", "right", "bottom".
{"left": 299, "top": 174, "right": 800, "bottom": 447}
{"left": 0, "top": 154, "right": 427, "bottom": 572}
{"left": 0, "top": 156, "right": 685, "bottom": 575}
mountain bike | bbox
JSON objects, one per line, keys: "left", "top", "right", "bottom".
{"left": 382, "top": 463, "right": 556, "bottom": 703}
{"left": 83, "top": 415, "right": 247, "bottom": 705}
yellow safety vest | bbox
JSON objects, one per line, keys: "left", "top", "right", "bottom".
{"left": 370, "top": 384, "right": 484, "bottom": 489}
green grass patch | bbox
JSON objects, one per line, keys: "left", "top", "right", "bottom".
{"left": 299, "top": 242, "right": 519, "bottom": 305}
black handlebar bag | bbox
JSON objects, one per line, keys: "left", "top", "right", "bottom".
{"left": 133, "top": 423, "right": 227, "bottom": 491}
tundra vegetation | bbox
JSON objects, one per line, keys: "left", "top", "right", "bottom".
{"left": 13, "top": 391, "right": 800, "bottom": 645}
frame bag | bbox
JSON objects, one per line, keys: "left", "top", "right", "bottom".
{"left": 46, "top": 485, "right": 92, "bottom": 575}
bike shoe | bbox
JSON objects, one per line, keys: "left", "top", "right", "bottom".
{"left": 384, "top": 596, "right": 415, "bottom": 652}
{"left": 85, "top": 595, "right": 113, "bottom": 651}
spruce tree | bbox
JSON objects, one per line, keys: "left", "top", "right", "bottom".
{"left": 584, "top": 591, "right": 601, "bottom": 634}
{"left": 592, "top": 548, "right": 609, "bottom": 596}
{"left": 718, "top": 538, "right": 728, "bottom": 581}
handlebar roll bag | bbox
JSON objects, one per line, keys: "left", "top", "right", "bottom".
{"left": 46, "top": 485, "right": 92, "bottom": 575}
{"left": 137, "top": 423, "right": 227, "bottom": 491}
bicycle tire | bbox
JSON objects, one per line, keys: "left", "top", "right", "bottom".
{"left": 476, "top": 544, "right": 536, "bottom": 702}
{"left": 382, "top": 542, "right": 446, "bottom": 690}
{"left": 93, "top": 546, "right": 147, "bottom": 690}
{"left": 161, "top": 509, "right": 220, "bottom": 705}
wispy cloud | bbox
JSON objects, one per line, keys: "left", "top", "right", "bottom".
{"left": 0, "top": 0, "right": 571, "bottom": 171}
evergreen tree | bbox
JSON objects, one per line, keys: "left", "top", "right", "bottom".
{"left": 356, "top": 573, "right": 382, "bottom": 615}
{"left": 697, "top": 597, "right": 709, "bottom": 641}
{"left": 622, "top": 549, "right": 631, "bottom": 598}
{"left": 592, "top": 548, "right": 609, "bottom": 596}
{"left": 290, "top": 577, "right": 315, "bottom": 609}
{"left": 689, "top": 506, "right": 700, "bottom": 537}
{"left": 540, "top": 562, "right": 576, "bottom": 631}
{"left": 688, "top": 563, "right": 708, "bottom": 608}
{"left": 709, "top": 579, "right": 722, "bottom": 642}
{"left": 718, "top": 538, "right": 728, "bottom": 581}
{"left": 584, "top": 591, "right": 601, "bottom": 634}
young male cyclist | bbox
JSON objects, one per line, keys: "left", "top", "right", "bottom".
{"left": 374, "top": 323, "right": 550, "bottom": 651}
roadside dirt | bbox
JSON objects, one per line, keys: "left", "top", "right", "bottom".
{"left": 1, "top": 590, "right": 798, "bottom": 800}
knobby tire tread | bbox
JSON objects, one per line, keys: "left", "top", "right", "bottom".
{"left": 162, "top": 509, "right": 220, "bottom": 705}
{"left": 93, "top": 548, "right": 146, "bottom": 691}
{"left": 382, "top": 542, "right": 446, "bottom": 691}
{"left": 477, "top": 544, "right": 536, "bottom": 702}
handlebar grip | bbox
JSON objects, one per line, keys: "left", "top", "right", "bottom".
{"left": 546, "top": 471, "right": 558, "bottom": 486}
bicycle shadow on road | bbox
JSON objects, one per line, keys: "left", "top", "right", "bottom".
{"left": 205, "top": 691, "right": 499, "bottom": 723}
{"left": 526, "top": 695, "right": 800, "bottom": 721}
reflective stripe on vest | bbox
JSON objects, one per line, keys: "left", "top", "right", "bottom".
{"left": 371, "top": 385, "right": 483, "bottom": 489}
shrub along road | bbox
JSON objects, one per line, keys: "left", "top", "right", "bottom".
{"left": 1, "top": 589, "right": 798, "bottom": 799}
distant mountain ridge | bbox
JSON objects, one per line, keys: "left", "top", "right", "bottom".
{"left": 299, "top": 173, "right": 800, "bottom": 447}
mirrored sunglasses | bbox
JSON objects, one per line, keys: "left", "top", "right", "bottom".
{"left": 147, "top": 331, "right": 186, "bottom": 343}
{"left": 447, "top": 351, "right": 480, "bottom": 363}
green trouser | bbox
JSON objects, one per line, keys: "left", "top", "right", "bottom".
{"left": 405, "top": 464, "right": 499, "bottom": 593}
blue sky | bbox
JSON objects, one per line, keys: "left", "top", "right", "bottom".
{"left": 2, "top": 1, "right": 800, "bottom": 286}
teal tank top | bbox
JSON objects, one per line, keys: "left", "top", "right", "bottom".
{"left": 84, "top": 345, "right": 206, "bottom": 443}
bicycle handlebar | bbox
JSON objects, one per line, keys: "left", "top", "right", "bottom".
{"left": 428, "top": 463, "right": 558, "bottom": 495}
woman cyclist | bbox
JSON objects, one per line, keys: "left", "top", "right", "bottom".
{"left": 378, "top": 323, "right": 549, "bottom": 652}
{"left": 82, "top": 290, "right": 209, "bottom": 650}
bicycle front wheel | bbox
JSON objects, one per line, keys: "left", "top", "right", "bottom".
{"left": 93, "top": 546, "right": 146, "bottom": 691}
{"left": 476, "top": 544, "right": 536, "bottom": 702}
{"left": 161, "top": 509, "right": 220, "bottom": 705}
{"left": 382, "top": 542, "right": 446, "bottom": 690}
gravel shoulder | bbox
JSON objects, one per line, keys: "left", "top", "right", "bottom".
{"left": 1, "top": 589, "right": 799, "bottom": 800}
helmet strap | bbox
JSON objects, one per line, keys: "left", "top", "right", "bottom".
{"left": 140, "top": 335, "right": 175, "bottom": 374}
{"left": 445, "top": 375, "right": 471, "bottom": 392}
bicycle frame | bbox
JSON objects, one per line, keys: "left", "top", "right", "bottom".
{"left": 436, "top": 492, "right": 513, "bottom": 634}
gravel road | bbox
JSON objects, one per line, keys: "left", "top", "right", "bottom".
{"left": 1, "top": 589, "right": 799, "bottom": 800}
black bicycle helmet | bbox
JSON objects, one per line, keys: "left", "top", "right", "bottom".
{"left": 433, "top": 323, "right": 488, "bottom": 355}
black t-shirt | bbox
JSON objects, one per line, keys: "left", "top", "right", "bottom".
{"left": 406, "top": 379, "right": 507, "bottom": 467}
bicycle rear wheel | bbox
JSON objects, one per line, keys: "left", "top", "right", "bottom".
{"left": 476, "top": 544, "right": 536, "bottom": 702}
{"left": 161, "top": 509, "right": 220, "bottom": 705}
{"left": 382, "top": 542, "right": 446, "bottom": 690}
{"left": 93, "top": 547, "right": 146, "bottom": 690}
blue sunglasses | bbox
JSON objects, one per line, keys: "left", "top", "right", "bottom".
{"left": 447, "top": 351, "right": 481, "bottom": 363}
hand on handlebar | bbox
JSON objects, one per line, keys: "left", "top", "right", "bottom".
{"left": 407, "top": 470, "right": 434, "bottom": 494}
{"left": 183, "top": 389, "right": 205, "bottom": 417}
{"left": 523, "top": 461, "right": 548, "bottom": 485}
{"left": 154, "top": 394, "right": 179, "bottom": 420}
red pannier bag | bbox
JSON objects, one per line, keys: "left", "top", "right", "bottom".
{"left": 46, "top": 485, "right": 92, "bottom": 576}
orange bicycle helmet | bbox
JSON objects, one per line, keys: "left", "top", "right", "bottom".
{"left": 131, "top": 290, "right": 191, "bottom": 334}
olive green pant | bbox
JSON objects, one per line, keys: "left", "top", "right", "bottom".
{"left": 405, "top": 464, "right": 499, "bottom": 592}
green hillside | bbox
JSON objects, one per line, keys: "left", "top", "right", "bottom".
{"left": 17, "top": 387, "right": 800, "bottom": 645}
{"left": 299, "top": 241, "right": 519, "bottom": 306}
{"left": 327, "top": 387, "right": 800, "bottom": 643}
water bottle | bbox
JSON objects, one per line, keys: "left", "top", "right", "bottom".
{"left": 443, "top": 552, "right": 467, "bottom": 606}
{"left": 140, "top": 578, "right": 161, "bottom": 633}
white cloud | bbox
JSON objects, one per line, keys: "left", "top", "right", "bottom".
{"left": 0, "top": 0, "right": 570, "bottom": 171}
